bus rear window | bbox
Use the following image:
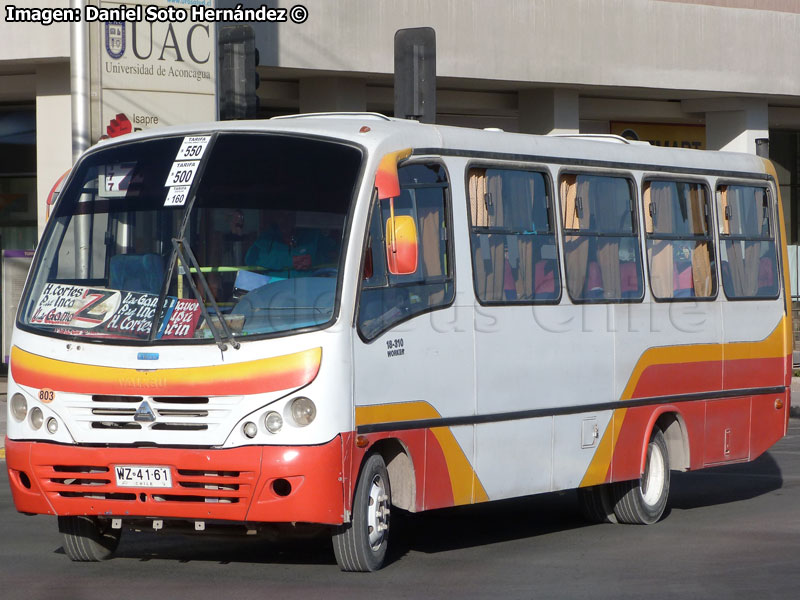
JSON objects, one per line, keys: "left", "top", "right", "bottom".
{"left": 717, "top": 185, "right": 779, "bottom": 299}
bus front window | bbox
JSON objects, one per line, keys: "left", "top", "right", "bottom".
{"left": 20, "top": 133, "right": 362, "bottom": 343}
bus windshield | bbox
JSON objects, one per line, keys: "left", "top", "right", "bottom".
{"left": 20, "top": 133, "right": 362, "bottom": 344}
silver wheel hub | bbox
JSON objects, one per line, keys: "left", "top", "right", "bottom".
{"left": 366, "top": 474, "right": 390, "bottom": 550}
{"left": 642, "top": 443, "right": 665, "bottom": 506}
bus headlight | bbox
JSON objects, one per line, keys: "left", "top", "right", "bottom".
{"left": 264, "top": 411, "right": 283, "bottom": 434}
{"left": 242, "top": 421, "right": 258, "bottom": 438}
{"left": 46, "top": 418, "right": 59, "bottom": 434}
{"left": 30, "top": 407, "right": 44, "bottom": 430}
{"left": 290, "top": 397, "right": 316, "bottom": 426}
{"left": 10, "top": 393, "right": 27, "bottom": 422}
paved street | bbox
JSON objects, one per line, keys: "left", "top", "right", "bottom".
{"left": 1, "top": 417, "right": 799, "bottom": 600}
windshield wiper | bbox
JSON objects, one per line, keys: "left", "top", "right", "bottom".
{"left": 171, "top": 237, "right": 240, "bottom": 351}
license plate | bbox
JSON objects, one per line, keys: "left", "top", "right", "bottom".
{"left": 114, "top": 465, "right": 173, "bottom": 488}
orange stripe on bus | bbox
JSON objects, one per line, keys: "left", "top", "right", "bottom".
{"left": 620, "top": 318, "right": 787, "bottom": 402}
{"left": 355, "top": 402, "right": 489, "bottom": 504}
{"left": 581, "top": 315, "right": 790, "bottom": 487}
{"left": 10, "top": 345, "right": 321, "bottom": 397}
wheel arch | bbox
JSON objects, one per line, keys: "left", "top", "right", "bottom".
{"left": 365, "top": 438, "right": 417, "bottom": 512}
{"left": 640, "top": 407, "right": 690, "bottom": 473}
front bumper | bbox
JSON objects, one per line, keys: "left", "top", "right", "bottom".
{"left": 5, "top": 437, "right": 345, "bottom": 525}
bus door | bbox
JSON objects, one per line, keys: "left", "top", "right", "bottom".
{"left": 353, "top": 160, "right": 477, "bottom": 511}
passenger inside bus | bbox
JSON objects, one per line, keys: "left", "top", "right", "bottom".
{"left": 244, "top": 211, "right": 337, "bottom": 277}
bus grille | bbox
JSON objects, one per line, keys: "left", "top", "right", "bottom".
{"left": 41, "top": 464, "right": 253, "bottom": 504}
{"left": 63, "top": 394, "right": 239, "bottom": 436}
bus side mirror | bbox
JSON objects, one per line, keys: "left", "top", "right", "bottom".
{"left": 375, "top": 148, "right": 411, "bottom": 200}
{"left": 385, "top": 215, "right": 418, "bottom": 275}
{"left": 374, "top": 147, "right": 416, "bottom": 275}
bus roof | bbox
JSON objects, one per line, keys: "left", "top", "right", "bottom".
{"left": 93, "top": 112, "right": 769, "bottom": 179}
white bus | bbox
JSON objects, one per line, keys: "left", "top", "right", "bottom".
{"left": 5, "top": 114, "right": 791, "bottom": 571}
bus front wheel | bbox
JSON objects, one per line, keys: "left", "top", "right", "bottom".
{"left": 613, "top": 428, "right": 670, "bottom": 524}
{"left": 58, "top": 516, "right": 121, "bottom": 561}
{"left": 332, "top": 453, "right": 392, "bottom": 572}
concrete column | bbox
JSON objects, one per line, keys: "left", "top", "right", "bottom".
{"left": 298, "top": 77, "right": 367, "bottom": 113}
{"left": 35, "top": 63, "right": 73, "bottom": 239}
{"left": 519, "top": 88, "right": 579, "bottom": 135}
{"left": 682, "top": 98, "right": 768, "bottom": 154}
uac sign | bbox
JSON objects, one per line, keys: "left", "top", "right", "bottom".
{"left": 106, "top": 21, "right": 211, "bottom": 65}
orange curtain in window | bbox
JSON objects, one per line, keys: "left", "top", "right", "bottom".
{"left": 561, "top": 175, "right": 589, "bottom": 298}
{"left": 594, "top": 178, "right": 622, "bottom": 299}
{"left": 724, "top": 187, "right": 749, "bottom": 296}
{"left": 419, "top": 200, "right": 444, "bottom": 304}
{"left": 508, "top": 174, "right": 535, "bottom": 299}
{"left": 689, "top": 186, "right": 713, "bottom": 297}
{"left": 470, "top": 169, "right": 489, "bottom": 227}
{"left": 646, "top": 182, "right": 675, "bottom": 299}
{"left": 469, "top": 170, "right": 504, "bottom": 301}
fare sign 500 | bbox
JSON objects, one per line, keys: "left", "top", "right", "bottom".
{"left": 165, "top": 161, "right": 200, "bottom": 188}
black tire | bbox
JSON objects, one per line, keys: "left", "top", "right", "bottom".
{"left": 612, "top": 428, "right": 670, "bottom": 525}
{"left": 577, "top": 484, "right": 618, "bottom": 524}
{"left": 58, "top": 516, "right": 121, "bottom": 561}
{"left": 332, "top": 453, "right": 391, "bottom": 572}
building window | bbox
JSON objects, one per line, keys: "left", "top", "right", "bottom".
{"left": 0, "top": 108, "right": 37, "bottom": 252}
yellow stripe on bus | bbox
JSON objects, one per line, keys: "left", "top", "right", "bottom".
{"left": 582, "top": 315, "right": 789, "bottom": 487}
{"left": 619, "top": 317, "right": 788, "bottom": 402}
{"left": 580, "top": 409, "right": 627, "bottom": 487}
{"left": 355, "top": 402, "right": 489, "bottom": 504}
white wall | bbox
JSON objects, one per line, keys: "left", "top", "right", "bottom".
{"left": 0, "top": 1, "right": 70, "bottom": 63}
{"left": 35, "top": 63, "right": 73, "bottom": 238}
{"left": 246, "top": 0, "right": 800, "bottom": 98}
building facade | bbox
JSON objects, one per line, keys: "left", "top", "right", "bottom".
{"left": 2, "top": 0, "right": 800, "bottom": 323}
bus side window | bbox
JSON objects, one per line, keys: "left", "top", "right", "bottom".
{"left": 644, "top": 180, "right": 716, "bottom": 301}
{"left": 357, "top": 163, "right": 454, "bottom": 340}
{"left": 467, "top": 168, "right": 560, "bottom": 304}
{"left": 560, "top": 173, "right": 644, "bottom": 302}
{"left": 717, "top": 185, "right": 780, "bottom": 299}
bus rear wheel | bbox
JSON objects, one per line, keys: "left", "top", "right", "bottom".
{"left": 577, "top": 484, "right": 618, "bottom": 523}
{"left": 612, "top": 428, "right": 670, "bottom": 525}
{"left": 332, "top": 453, "right": 391, "bottom": 572}
{"left": 58, "top": 516, "right": 121, "bottom": 561}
